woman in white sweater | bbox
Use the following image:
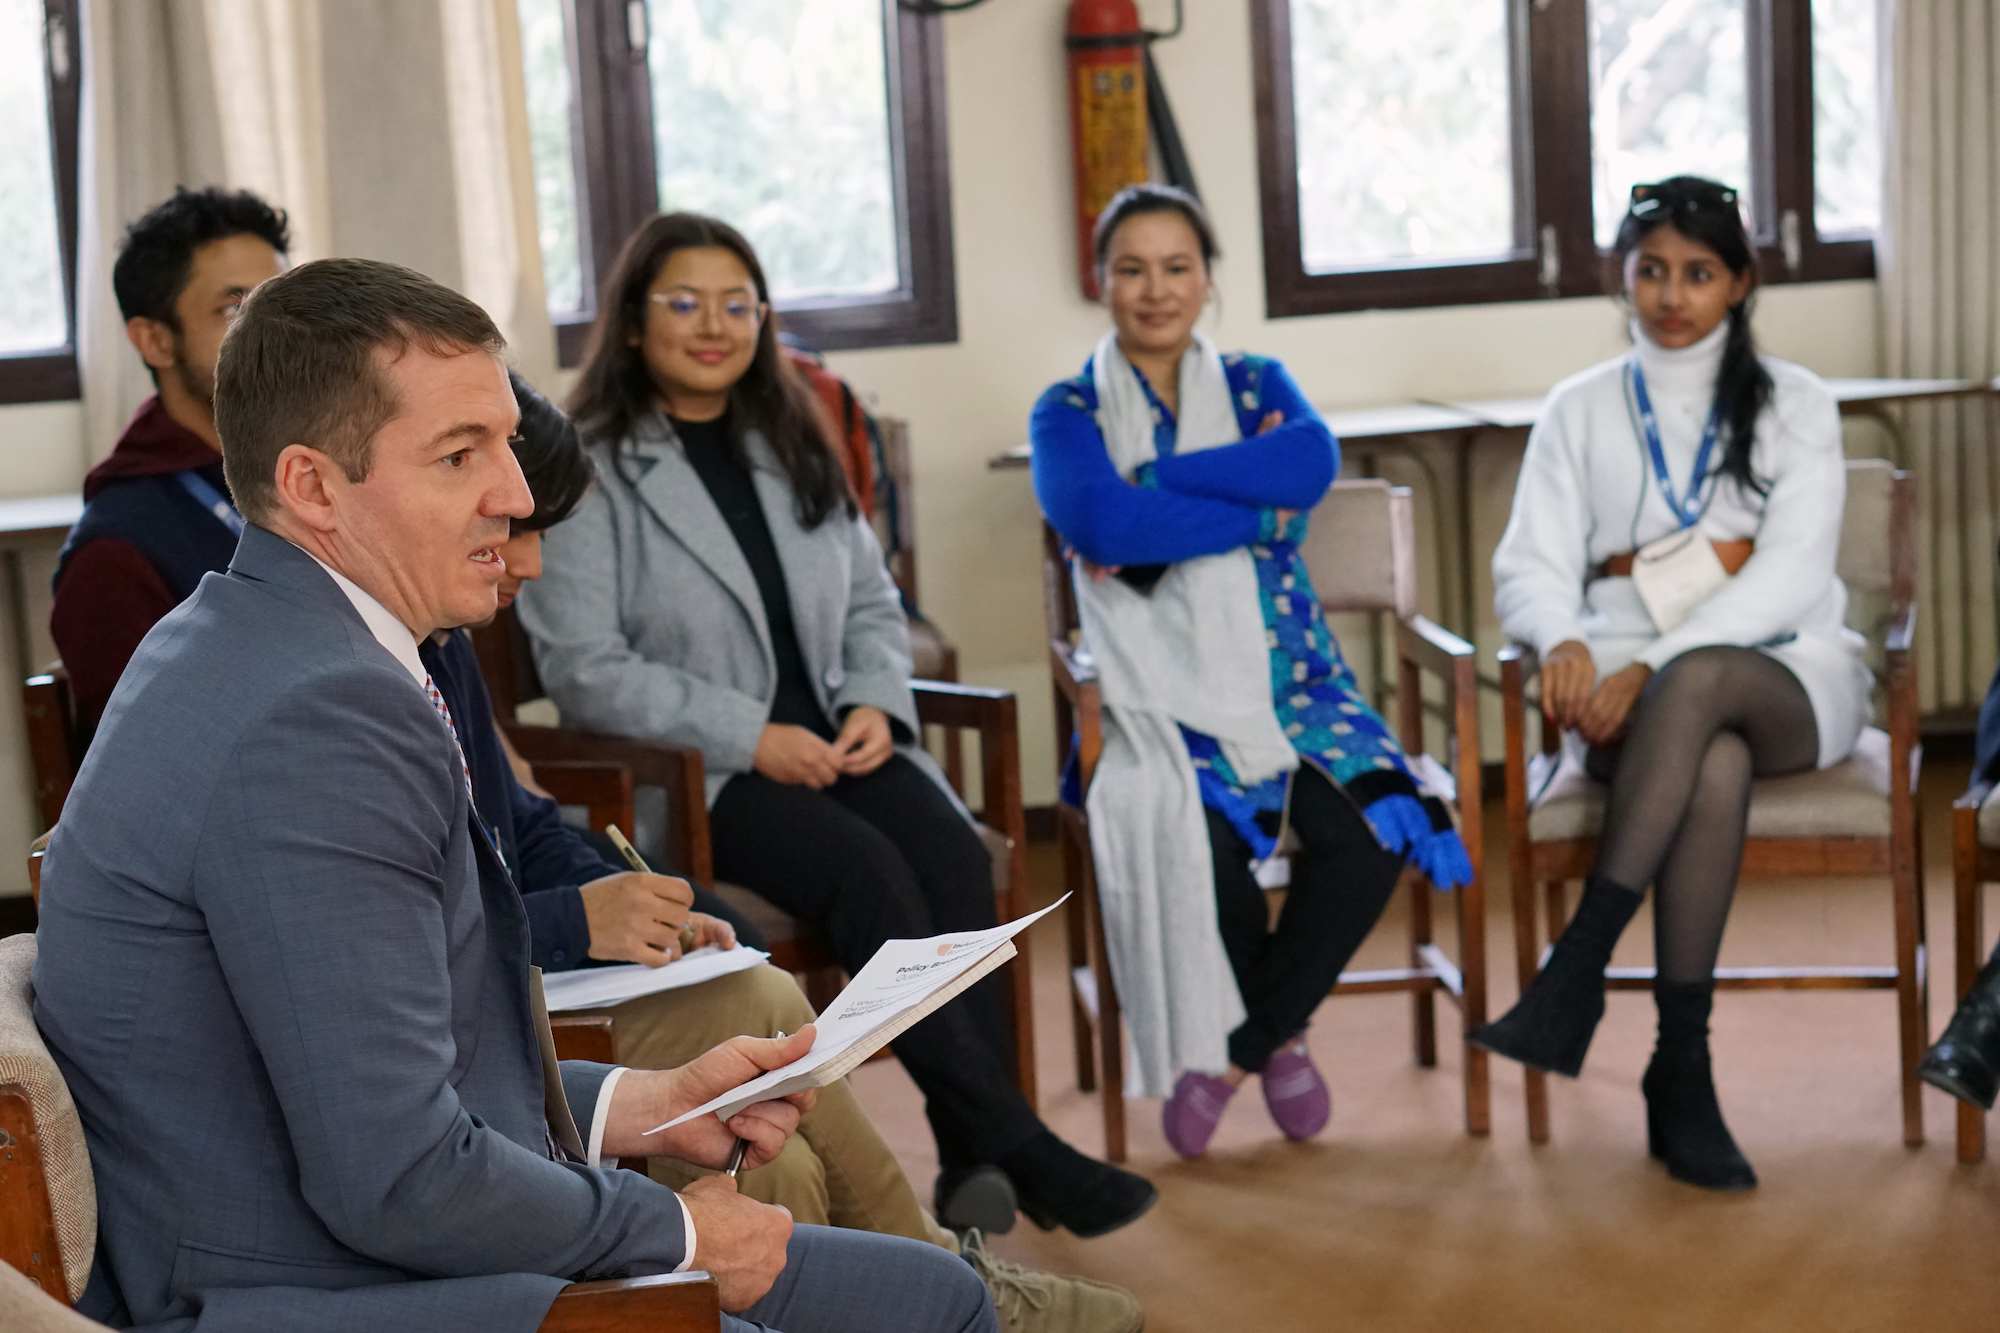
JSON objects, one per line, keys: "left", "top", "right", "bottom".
{"left": 1471, "top": 177, "right": 1871, "bottom": 1192}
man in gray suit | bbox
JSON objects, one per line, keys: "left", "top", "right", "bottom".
{"left": 32, "top": 257, "right": 995, "bottom": 1333}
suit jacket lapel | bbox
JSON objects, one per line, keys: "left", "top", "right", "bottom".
{"left": 622, "top": 422, "right": 775, "bottom": 665}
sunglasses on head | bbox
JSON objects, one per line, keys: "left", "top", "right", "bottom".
{"left": 1629, "top": 181, "right": 1740, "bottom": 218}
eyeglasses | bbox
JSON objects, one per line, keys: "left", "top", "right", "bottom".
{"left": 1629, "top": 181, "right": 1740, "bottom": 219}
{"left": 647, "top": 291, "right": 767, "bottom": 328}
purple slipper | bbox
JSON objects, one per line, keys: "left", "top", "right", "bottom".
{"left": 1261, "top": 1041, "right": 1331, "bottom": 1140}
{"left": 1162, "top": 1070, "right": 1236, "bottom": 1158}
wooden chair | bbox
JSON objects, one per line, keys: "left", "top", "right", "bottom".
{"left": 472, "top": 607, "right": 1038, "bottom": 1106}
{"left": 0, "top": 932, "right": 720, "bottom": 1329}
{"left": 22, "top": 668, "right": 83, "bottom": 836}
{"left": 1498, "top": 459, "right": 1923, "bottom": 1145}
{"left": 1948, "top": 779, "right": 2000, "bottom": 1162}
{"left": 1044, "top": 478, "right": 1490, "bottom": 1163}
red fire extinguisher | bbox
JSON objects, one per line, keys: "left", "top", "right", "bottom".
{"left": 1066, "top": 0, "right": 1148, "bottom": 299}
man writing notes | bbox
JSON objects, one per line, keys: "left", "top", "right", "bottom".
{"left": 31, "top": 258, "right": 994, "bottom": 1333}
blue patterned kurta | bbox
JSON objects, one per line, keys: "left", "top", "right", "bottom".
{"left": 1037, "top": 352, "right": 1468, "bottom": 886}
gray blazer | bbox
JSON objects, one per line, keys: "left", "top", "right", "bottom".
{"left": 33, "top": 526, "right": 688, "bottom": 1333}
{"left": 517, "top": 414, "right": 920, "bottom": 805}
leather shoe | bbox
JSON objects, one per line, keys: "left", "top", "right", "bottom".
{"left": 1918, "top": 949, "right": 2000, "bottom": 1110}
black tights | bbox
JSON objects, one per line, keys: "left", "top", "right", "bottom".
{"left": 1207, "top": 764, "right": 1408, "bottom": 1071}
{"left": 1584, "top": 646, "right": 1819, "bottom": 984}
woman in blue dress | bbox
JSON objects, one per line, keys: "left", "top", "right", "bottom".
{"left": 1031, "top": 185, "right": 1471, "bottom": 1158}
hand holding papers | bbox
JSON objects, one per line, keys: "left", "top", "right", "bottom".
{"left": 647, "top": 897, "right": 1067, "bottom": 1135}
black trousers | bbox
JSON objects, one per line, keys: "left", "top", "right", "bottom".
{"left": 709, "top": 755, "right": 1042, "bottom": 1167}
{"left": 1205, "top": 763, "right": 1407, "bottom": 1072}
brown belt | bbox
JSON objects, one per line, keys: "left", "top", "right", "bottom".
{"left": 1594, "top": 537, "right": 1754, "bottom": 581}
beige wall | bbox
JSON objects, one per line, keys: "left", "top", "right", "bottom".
{"left": 0, "top": 0, "right": 1884, "bottom": 891}
{"left": 824, "top": 0, "right": 1883, "bottom": 802}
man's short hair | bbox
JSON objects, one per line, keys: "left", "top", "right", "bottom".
{"left": 112, "top": 187, "right": 291, "bottom": 327}
{"left": 216, "top": 258, "right": 507, "bottom": 524}
{"left": 509, "top": 371, "right": 592, "bottom": 534}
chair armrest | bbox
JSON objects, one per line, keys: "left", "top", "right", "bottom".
{"left": 538, "top": 1271, "right": 720, "bottom": 1332}
{"left": 1884, "top": 604, "right": 1919, "bottom": 776}
{"left": 911, "top": 679, "right": 1012, "bottom": 730}
{"left": 1957, "top": 781, "right": 1995, "bottom": 814}
{"left": 911, "top": 680, "right": 1028, "bottom": 901}
{"left": 1049, "top": 639, "right": 1097, "bottom": 701}
{"left": 505, "top": 726, "right": 713, "bottom": 885}
{"left": 1395, "top": 613, "right": 1473, "bottom": 679}
{"left": 1885, "top": 602, "right": 1917, "bottom": 657}
{"left": 1496, "top": 640, "right": 1540, "bottom": 682}
{"left": 551, "top": 1015, "right": 617, "bottom": 1065}
{"left": 1048, "top": 641, "right": 1103, "bottom": 790}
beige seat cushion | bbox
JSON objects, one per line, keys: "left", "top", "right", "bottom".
{"left": 1978, "top": 784, "right": 2000, "bottom": 850}
{"left": 710, "top": 821, "right": 1013, "bottom": 953}
{"left": 0, "top": 1262, "right": 104, "bottom": 1332}
{"left": 0, "top": 935, "right": 95, "bottom": 1304}
{"left": 1529, "top": 726, "right": 1895, "bottom": 845}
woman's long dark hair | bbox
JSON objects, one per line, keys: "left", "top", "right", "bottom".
{"left": 1613, "top": 176, "right": 1774, "bottom": 498}
{"left": 567, "top": 211, "right": 853, "bottom": 528}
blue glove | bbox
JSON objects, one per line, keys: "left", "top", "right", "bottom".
{"left": 1362, "top": 794, "right": 1434, "bottom": 857}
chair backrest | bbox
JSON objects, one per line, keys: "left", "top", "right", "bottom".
{"left": 874, "top": 416, "right": 918, "bottom": 605}
{"left": 1297, "top": 479, "right": 1419, "bottom": 620}
{"left": 22, "top": 668, "right": 82, "bottom": 836}
{"left": 1833, "top": 459, "right": 1911, "bottom": 674}
{"left": 0, "top": 934, "right": 95, "bottom": 1306}
{"left": 469, "top": 610, "right": 546, "bottom": 719}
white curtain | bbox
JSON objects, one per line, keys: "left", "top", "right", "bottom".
{"left": 1878, "top": 0, "right": 2000, "bottom": 713}
{"left": 74, "top": 0, "right": 558, "bottom": 465}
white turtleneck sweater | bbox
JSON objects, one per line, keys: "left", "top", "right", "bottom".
{"left": 1491, "top": 321, "right": 1873, "bottom": 769}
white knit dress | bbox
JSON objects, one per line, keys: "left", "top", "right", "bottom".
{"left": 1490, "top": 322, "right": 1873, "bottom": 770}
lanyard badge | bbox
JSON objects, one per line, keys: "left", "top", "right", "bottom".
{"left": 1626, "top": 361, "right": 1722, "bottom": 529}
{"left": 175, "top": 469, "right": 246, "bottom": 536}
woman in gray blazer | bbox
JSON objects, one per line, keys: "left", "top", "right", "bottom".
{"left": 518, "top": 213, "right": 1155, "bottom": 1242}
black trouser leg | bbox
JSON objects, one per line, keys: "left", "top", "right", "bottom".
{"left": 708, "top": 757, "right": 1041, "bottom": 1166}
{"left": 1206, "top": 764, "right": 1407, "bottom": 1073}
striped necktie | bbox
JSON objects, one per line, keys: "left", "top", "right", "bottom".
{"left": 421, "top": 673, "right": 476, "bottom": 803}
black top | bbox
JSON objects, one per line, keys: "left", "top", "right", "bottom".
{"left": 674, "top": 414, "right": 835, "bottom": 739}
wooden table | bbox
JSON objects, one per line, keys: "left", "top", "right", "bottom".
{"left": 0, "top": 494, "right": 83, "bottom": 686}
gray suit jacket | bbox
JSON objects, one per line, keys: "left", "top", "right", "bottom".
{"left": 33, "top": 525, "right": 688, "bottom": 1333}
{"left": 516, "top": 414, "right": 920, "bottom": 805}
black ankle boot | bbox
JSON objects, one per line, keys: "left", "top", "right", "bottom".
{"left": 1000, "top": 1131, "right": 1157, "bottom": 1239}
{"left": 1643, "top": 981, "right": 1756, "bottom": 1192}
{"left": 1468, "top": 875, "right": 1642, "bottom": 1076}
{"left": 1918, "top": 946, "right": 2000, "bottom": 1110}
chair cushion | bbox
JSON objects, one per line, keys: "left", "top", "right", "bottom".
{"left": 0, "top": 935, "right": 95, "bottom": 1304}
{"left": 710, "top": 820, "right": 1014, "bottom": 951}
{"left": 907, "top": 615, "right": 953, "bottom": 682}
{"left": 1978, "top": 784, "right": 2000, "bottom": 850}
{"left": 0, "top": 1262, "right": 105, "bottom": 1332}
{"left": 1529, "top": 726, "right": 1895, "bottom": 844}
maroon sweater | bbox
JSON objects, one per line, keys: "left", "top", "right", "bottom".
{"left": 51, "top": 398, "right": 238, "bottom": 731}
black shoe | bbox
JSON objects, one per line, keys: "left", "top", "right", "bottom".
{"left": 1000, "top": 1132, "right": 1158, "bottom": 1239}
{"left": 1468, "top": 875, "right": 1643, "bottom": 1077}
{"left": 934, "top": 1164, "right": 1018, "bottom": 1235}
{"left": 1917, "top": 948, "right": 2000, "bottom": 1110}
{"left": 1643, "top": 981, "right": 1756, "bottom": 1192}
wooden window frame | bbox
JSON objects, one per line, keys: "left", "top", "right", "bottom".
{"left": 1251, "top": 0, "right": 1875, "bottom": 321}
{"left": 0, "top": 0, "right": 82, "bottom": 405}
{"left": 551, "top": 0, "right": 956, "bottom": 366}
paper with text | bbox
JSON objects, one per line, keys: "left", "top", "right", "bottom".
{"left": 541, "top": 945, "right": 770, "bottom": 1012}
{"left": 646, "top": 898, "right": 1067, "bottom": 1133}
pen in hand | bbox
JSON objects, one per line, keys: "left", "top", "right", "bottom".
{"left": 604, "top": 824, "right": 700, "bottom": 957}
{"left": 723, "top": 1028, "right": 788, "bottom": 1179}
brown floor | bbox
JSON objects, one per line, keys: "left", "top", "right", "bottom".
{"left": 848, "top": 756, "right": 2000, "bottom": 1332}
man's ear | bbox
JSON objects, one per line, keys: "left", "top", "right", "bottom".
{"left": 125, "top": 317, "right": 177, "bottom": 372}
{"left": 272, "top": 444, "right": 341, "bottom": 534}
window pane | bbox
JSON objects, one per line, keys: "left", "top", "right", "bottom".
{"left": 1590, "top": 0, "right": 1749, "bottom": 247}
{"left": 515, "top": 0, "right": 583, "bottom": 315}
{"left": 1289, "top": 0, "right": 1513, "bottom": 271}
{"left": 1812, "top": 0, "right": 1881, "bottom": 236}
{"left": 646, "top": 0, "right": 898, "bottom": 302}
{"left": 0, "top": 0, "right": 66, "bottom": 353}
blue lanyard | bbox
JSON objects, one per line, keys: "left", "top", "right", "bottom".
{"left": 175, "top": 470, "right": 245, "bottom": 536}
{"left": 1626, "top": 361, "right": 1722, "bottom": 529}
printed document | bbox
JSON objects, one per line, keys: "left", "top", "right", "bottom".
{"left": 648, "top": 897, "right": 1066, "bottom": 1133}
{"left": 541, "top": 945, "right": 770, "bottom": 1012}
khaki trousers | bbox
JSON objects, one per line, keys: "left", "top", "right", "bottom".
{"left": 576, "top": 963, "right": 944, "bottom": 1247}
